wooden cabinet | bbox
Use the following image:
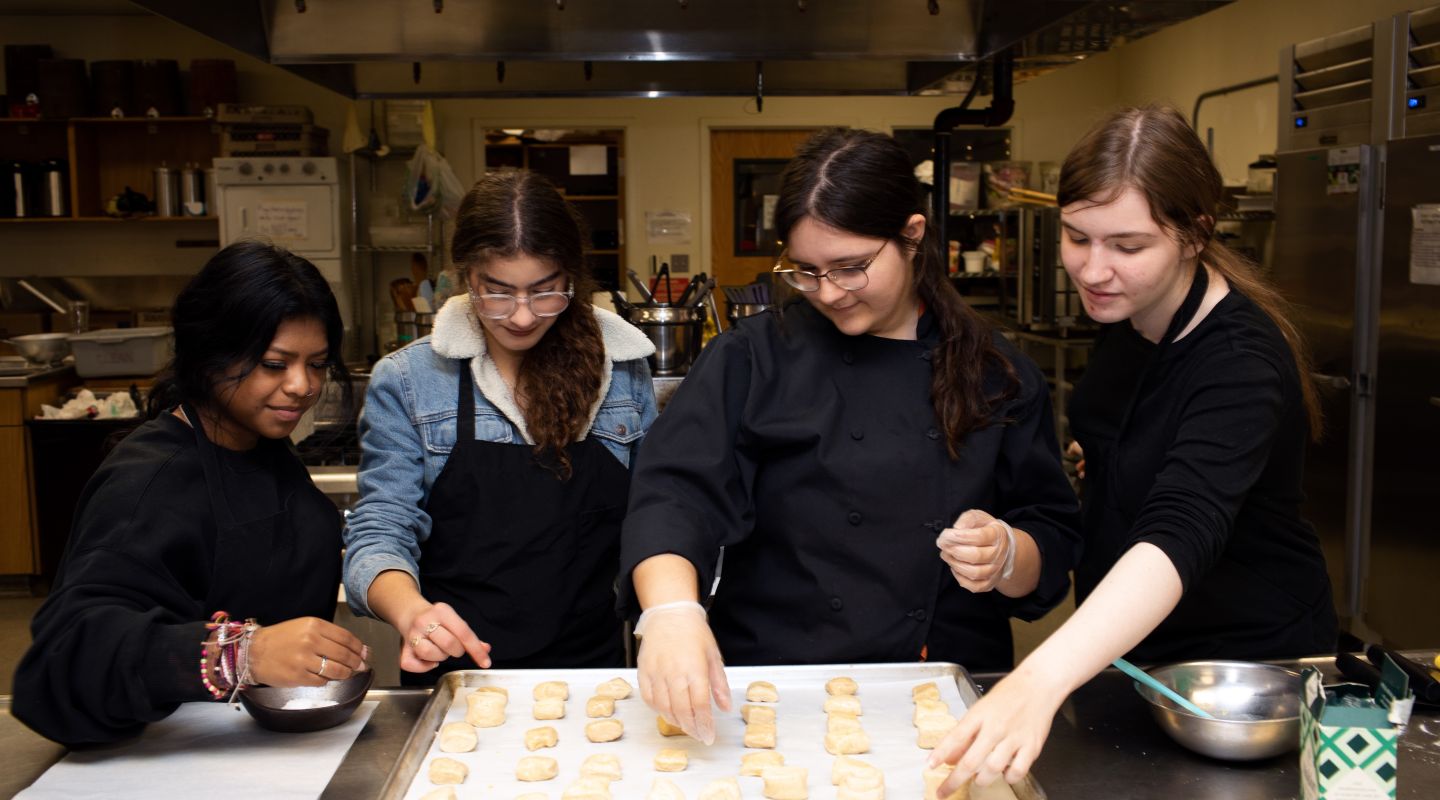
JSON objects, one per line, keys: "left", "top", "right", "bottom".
{"left": 482, "top": 131, "right": 625, "bottom": 290}
{"left": 1, "top": 117, "right": 220, "bottom": 223}
{"left": 0, "top": 373, "right": 78, "bottom": 576}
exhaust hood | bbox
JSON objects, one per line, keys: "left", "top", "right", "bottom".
{"left": 128, "top": 0, "right": 1233, "bottom": 99}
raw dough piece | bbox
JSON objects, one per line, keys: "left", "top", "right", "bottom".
{"left": 466, "top": 691, "right": 507, "bottom": 727}
{"left": 831, "top": 756, "right": 882, "bottom": 786}
{"left": 474, "top": 685, "right": 509, "bottom": 700}
{"left": 740, "top": 750, "right": 786, "bottom": 776}
{"left": 824, "top": 727, "right": 872, "bottom": 755}
{"left": 741, "top": 703, "right": 777, "bottom": 725}
{"left": 699, "top": 777, "right": 742, "bottom": 800}
{"left": 653, "top": 747, "right": 689, "bottom": 772}
{"left": 516, "top": 755, "right": 560, "bottom": 782}
{"left": 746, "top": 680, "right": 779, "bottom": 702}
{"left": 534, "top": 680, "right": 570, "bottom": 700}
{"left": 586, "top": 718, "right": 625, "bottom": 743}
{"left": 647, "top": 777, "right": 685, "bottom": 800}
{"left": 656, "top": 715, "right": 686, "bottom": 737}
{"left": 516, "top": 795, "right": 548, "bottom": 800}
{"left": 438, "top": 721, "right": 478, "bottom": 753}
{"left": 525, "top": 725, "right": 560, "bottom": 750}
{"left": 827, "top": 712, "right": 864, "bottom": 735}
{"left": 581, "top": 753, "right": 623, "bottom": 781}
{"left": 922, "top": 765, "right": 968, "bottom": 800}
{"left": 429, "top": 757, "right": 469, "bottom": 785}
{"left": 917, "top": 713, "right": 959, "bottom": 749}
{"left": 912, "top": 682, "right": 941, "bottom": 702}
{"left": 824, "top": 695, "right": 862, "bottom": 715}
{"left": 826, "top": 676, "right": 859, "bottom": 696}
{"left": 562, "top": 776, "right": 613, "bottom": 800}
{"left": 913, "top": 698, "right": 951, "bottom": 725}
{"left": 761, "top": 765, "right": 809, "bottom": 800}
{"left": 596, "top": 677, "right": 633, "bottom": 700}
{"left": 534, "top": 697, "right": 566, "bottom": 720}
{"left": 838, "top": 772, "right": 886, "bottom": 800}
{"left": 419, "top": 788, "right": 457, "bottom": 800}
{"left": 744, "top": 721, "right": 777, "bottom": 749}
{"left": 587, "top": 695, "right": 617, "bottom": 718}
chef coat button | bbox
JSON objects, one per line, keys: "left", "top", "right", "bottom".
{"left": 847, "top": 511, "right": 863, "bottom": 526}
{"left": 926, "top": 427, "right": 940, "bottom": 440}
{"left": 617, "top": 423, "right": 627, "bottom": 435}
{"left": 920, "top": 350, "right": 933, "bottom": 361}
{"left": 830, "top": 597, "right": 844, "bottom": 611}
{"left": 913, "top": 608, "right": 927, "bottom": 621}
{"left": 842, "top": 352, "right": 854, "bottom": 365}
{"left": 850, "top": 428, "right": 864, "bottom": 440}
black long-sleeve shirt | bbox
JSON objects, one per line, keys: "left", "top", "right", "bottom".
{"left": 620, "top": 302, "right": 1082, "bottom": 670}
{"left": 12, "top": 414, "right": 341, "bottom": 746}
{"left": 1069, "top": 274, "right": 1337, "bottom": 663}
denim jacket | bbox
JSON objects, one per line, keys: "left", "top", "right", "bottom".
{"left": 342, "top": 295, "right": 658, "bottom": 617}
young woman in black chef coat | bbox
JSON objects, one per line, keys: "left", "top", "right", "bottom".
{"left": 621, "top": 128, "right": 1083, "bottom": 743}
{"left": 930, "top": 106, "right": 1338, "bottom": 793}
{"left": 342, "top": 170, "right": 657, "bottom": 682}
{"left": 13, "top": 241, "right": 369, "bottom": 747}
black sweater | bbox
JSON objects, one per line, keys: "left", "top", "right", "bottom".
{"left": 1069, "top": 272, "right": 1337, "bottom": 662}
{"left": 621, "top": 302, "right": 1082, "bottom": 670}
{"left": 12, "top": 413, "right": 341, "bottom": 746}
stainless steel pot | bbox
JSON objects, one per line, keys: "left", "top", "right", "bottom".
{"left": 726, "top": 302, "right": 771, "bottom": 324}
{"left": 627, "top": 305, "right": 704, "bottom": 376}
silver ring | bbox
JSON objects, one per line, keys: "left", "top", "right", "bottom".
{"left": 316, "top": 655, "right": 329, "bottom": 678}
{"left": 424, "top": 622, "right": 441, "bottom": 636}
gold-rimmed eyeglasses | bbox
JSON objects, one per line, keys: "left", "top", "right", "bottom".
{"left": 771, "top": 240, "right": 888, "bottom": 292}
{"left": 468, "top": 284, "right": 575, "bottom": 320}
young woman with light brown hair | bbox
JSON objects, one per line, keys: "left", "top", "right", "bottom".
{"left": 931, "top": 105, "right": 1337, "bottom": 793}
{"left": 342, "top": 169, "right": 658, "bottom": 681}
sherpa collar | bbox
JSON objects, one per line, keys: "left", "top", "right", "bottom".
{"left": 430, "top": 294, "right": 654, "bottom": 443}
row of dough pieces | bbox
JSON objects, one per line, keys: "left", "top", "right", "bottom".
{"left": 422, "top": 759, "right": 973, "bottom": 800}
{"left": 425, "top": 678, "right": 969, "bottom": 799}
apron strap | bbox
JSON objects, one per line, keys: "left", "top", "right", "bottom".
{"left": 457, "top": 360, "right": 475, "bottom": 442}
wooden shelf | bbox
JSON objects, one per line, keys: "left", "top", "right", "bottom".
{"left": 587, "top": 249, "right": 620, "bottom": 255}
{"left": 566, "top": 195, "right": 618, "bottom": 201}
{"left": 0, "top": 215, "right": 217, "bottom": 224}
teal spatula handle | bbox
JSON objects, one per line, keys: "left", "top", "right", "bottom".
{"left": 1114, "top": 657, "right": 1216, "bottom": 719}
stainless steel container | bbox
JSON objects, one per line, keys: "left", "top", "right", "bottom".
{"left": 726, "top": 302, "right": 771, "bottom": 324}
{"left": 394, "top": 311, "right": 418, "bottom": 348}
{"left": 38, "top": 159, "right": 67, "bottom": 217}
{"left": 153, "top": 165, "right": 180, "bottom": 217}
{"left": 416, "top": 312, "right": 434, "bottom": 339}
{"left": 203, "top": 168, "right": 217, "bottom": 217}
{"left": 627, "top": 305, "right": 703, "bottom": 376}
{"left": 180, "top": 164, "right": 204, "bottom": 216}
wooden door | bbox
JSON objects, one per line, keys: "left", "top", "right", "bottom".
{"left": 709, "top": 129, "right": 818, "bottom": 316}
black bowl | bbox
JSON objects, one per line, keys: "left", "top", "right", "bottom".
{"left": 238, "top": 669, "right": 374, "bottom": 733}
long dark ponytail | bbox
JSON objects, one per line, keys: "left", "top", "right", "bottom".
{"left": 773, "top": 128, "right": 1018, "bottom": 457}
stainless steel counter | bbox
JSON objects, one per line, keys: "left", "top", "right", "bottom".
{"left": 0, "top": 362, "right": 75, "bottom": 389}
{"left": 6, "top": 654, "right": 1438, "bottom": 797}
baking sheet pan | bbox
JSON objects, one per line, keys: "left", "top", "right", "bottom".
{"left": 380, "top": 663, "right": 1045, "bottom": 799}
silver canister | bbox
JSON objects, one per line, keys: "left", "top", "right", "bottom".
{"left": 203, "top": 168, "right": 217, "bottom": 218}
{"left": 153, "top": 165, "right": 180, "bottom": 217}
{"left": 39, "top": 160, "right": 68, "bottom": 217}
{"left": 180, "top": 164, "right": 205, "bottom": 216}
{"left": 626, "top": 305, "right": 704, "bottom": 376}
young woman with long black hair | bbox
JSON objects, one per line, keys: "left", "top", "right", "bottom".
{"left": 14, "top": 241, "right": 368, "bottom": 746}
{"left": 621, "top": 128, "right": 1083, "bottom": 743}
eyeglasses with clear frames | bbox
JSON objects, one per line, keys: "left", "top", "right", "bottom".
{"left": 468, "top": 283, "right": 575, "bottom": 320}
{"left": 771, "top": 240, "right": 888, "bottom": 292}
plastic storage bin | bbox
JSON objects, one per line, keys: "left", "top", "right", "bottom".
{"left": 68, "top": 327, "right": 173, "bottom": 377}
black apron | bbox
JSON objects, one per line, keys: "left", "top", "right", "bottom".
{"left": 406, "top": 361, "right": 629, "bottom": 684}
{"left": 183, "top": 403, "right": 341, "bottom": 624}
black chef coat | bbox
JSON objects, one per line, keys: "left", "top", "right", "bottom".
{"left": 12, "top": 412, "right": 342, "bottom": 746}
{"left": 1068, "top": 268, "right": 1338, "bottom": 662}
{"left": 620, "top": 302, "right": 1082, "bottom": 670}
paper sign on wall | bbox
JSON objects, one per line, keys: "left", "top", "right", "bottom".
{"left": 256, "top": 201, "right": 309, "bottom": 242}
{"left": 1409, "top": 204, "right": 1440, "bottom": 285}
{"left": 570, "top": 145, "right": 608, "bottom": 176}
{"left": 1326, "top": 147, "right": 1361, "bottom": 195}
{"left": 646, "top": 210, "right": 692, "bottom": 244}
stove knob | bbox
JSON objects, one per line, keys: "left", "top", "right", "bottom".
{"left": 301, "top": 161, "right": 317, "bottom": 176}
{"left": 263, "top": 162, "right": 276, "bottom": 175}
{"left": 237, "top": 161, "right": 253, "bottom": 176}
{"left": 279, "top": 162, "right": 291, "bottom": 174}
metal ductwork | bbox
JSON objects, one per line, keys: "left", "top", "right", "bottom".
{"left": 125, "top": 0, "right": 1234, "bottom": 99}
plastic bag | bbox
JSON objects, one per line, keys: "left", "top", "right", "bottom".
{"left": 403, "top": 144, "right": 466, "bottom": 220}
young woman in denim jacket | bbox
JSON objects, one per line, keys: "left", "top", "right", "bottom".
{"left": 343, "top": 170, "right": 657, "bottom": 682}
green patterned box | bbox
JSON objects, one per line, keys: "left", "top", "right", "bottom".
{"left": 1300, "top": 656, "right": 1411, "bottom": 800}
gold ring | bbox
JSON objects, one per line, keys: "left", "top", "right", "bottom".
{"left": 424, "top": 622, "right": 441, "bottom": 635}
{"left": 410, "top": 635, "right": 423, "bottom": 649}
{"left": 316, "top": 655, "right": 329, "bottom": 678}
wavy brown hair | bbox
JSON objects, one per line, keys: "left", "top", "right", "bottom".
{"left": 1059, "top": 105, "right": 1322, "bottom": 439}
{"left": 773, "top": 128, "right": 1018, "bottom": 458}
{"left": 452, "top": 169, "right": 605, "bottom": 478}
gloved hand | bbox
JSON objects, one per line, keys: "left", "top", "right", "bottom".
{"left": 935, "top": 508, "right": 1016, "bottom": 593}
{"left": 635, "top": 601, "right": 732, "bottom": 744}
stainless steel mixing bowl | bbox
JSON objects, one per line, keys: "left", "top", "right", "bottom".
{"left": 7, "top": 333, "right": 71, "bottom": 366}
{"left": 1134, "top": 660, "right": 1302, "bottom": 760}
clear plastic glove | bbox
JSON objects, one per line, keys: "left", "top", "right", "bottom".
{"left": 935, "top": 509, "right": 1015, "bottom": 592}
{"left": 635, "top": 601, "right": 732, "bottom": 744}
{"left": 928, "top": 666, "right": 1066, "bottom": 791}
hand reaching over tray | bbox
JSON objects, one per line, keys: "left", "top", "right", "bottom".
{"left": 635, "top": 599, "right": 732, "bottom": 745}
